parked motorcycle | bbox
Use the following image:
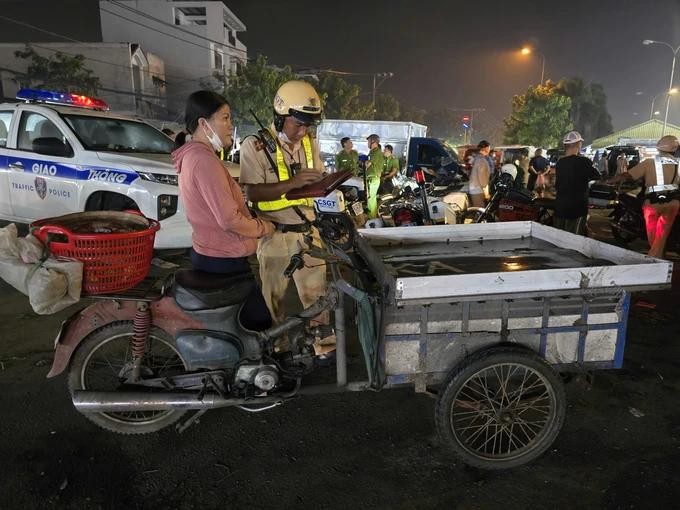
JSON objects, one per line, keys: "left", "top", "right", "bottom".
{"left": 463, "top": 172, "right": 554, "bottom": 224}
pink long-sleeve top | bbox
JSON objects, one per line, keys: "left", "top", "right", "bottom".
{"left": 172, "top": 141, "right": 271, "bottom": 258}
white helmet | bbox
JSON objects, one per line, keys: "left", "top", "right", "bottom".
{"left": 273, "top": 80, "right": 322, "bottom": 125}
{"left": 500, "top": 163, "right": 518, "bottom": 180}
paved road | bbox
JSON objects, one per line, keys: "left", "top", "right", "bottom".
{"left": 1, "top": 215, "right": 679, "bottom": 509}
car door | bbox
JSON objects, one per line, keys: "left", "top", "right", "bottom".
{"left": 0, "top": 110, "right": 13, "bottom": 217}
{"left": 6, "top": 110, "right": 79, "bottom": 221}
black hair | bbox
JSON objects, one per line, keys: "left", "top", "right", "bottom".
{"left": 340, "top": 136, "right": 351, "bottom": 147}
{"left": 184, "top": 90, "right": 229, "bottom": 135}
{"left": 477, "top": 140, "right": 490, "bottom": 149}
{"left": 385, "top": 144, "right": 393, "bottom": 152}
{"left": 173, "top": 130, "right": 188, "bottom": 150}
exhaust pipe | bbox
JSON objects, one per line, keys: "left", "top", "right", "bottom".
{"left": 72, "top": 391, "right": 281, "bottom": 412}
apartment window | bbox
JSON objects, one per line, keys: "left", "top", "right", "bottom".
{"left": 224, "top": 25, "right": 236, "bottom": 46}
{"left": 213, "top": 50, "right": 223, "bottom": 70}
{"left": 175, "top": 7, "right": 207, "bottom": 26}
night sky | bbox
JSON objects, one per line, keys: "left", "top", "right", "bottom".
{"left": 1, "top": 0, "right": 679, "bottom": 134}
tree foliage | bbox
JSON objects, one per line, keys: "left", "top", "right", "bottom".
{"left": 374, "top": 93, "right": 401, "bottom": 121}
{"left": 556, "top": 77, "right": 613, "bottom": 141}
{"left": 424, "top": 108, "right": 460, "bottom": 139}
{"left": 204, "top": 54, "right": 296, "bottom": 125}
{"left": 503, "top": 81, "right": 573, "bottom": 148}
{"left": 14, "top": 45, "right": 100, "bottom": 95}
{"left": 315, "top": 72, "right": 372, "bottom": 119}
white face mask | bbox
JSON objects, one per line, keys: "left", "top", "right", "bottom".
{"left": 201, "top": 120, "right": 223, "bottom": 152}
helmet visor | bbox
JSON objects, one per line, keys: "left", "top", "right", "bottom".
{"left": 289, "top": 108, "right": 321, "bottom": 126}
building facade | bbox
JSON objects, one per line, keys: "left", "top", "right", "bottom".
{"left": 0, "top": 42, "right": 167, "bottom": 117}
{"left": 99, "top": 0, "right": 248, "bottom": 119}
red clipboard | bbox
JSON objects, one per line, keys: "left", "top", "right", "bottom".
{"left": 285, "top": 169, "right": 354, "bottom": 199}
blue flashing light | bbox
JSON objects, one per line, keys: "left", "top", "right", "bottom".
{"left": 16, "top": 88, "right": 109, "bottom": 111}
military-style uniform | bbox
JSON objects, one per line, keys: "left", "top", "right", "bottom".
{"left": 239, "top": 130, "right": 328, "bottom": 333}
{"left": 366, "top": 146, "right": 384, "bottom": 218}
{"left": 380, "top": 154, "right": 400, "bottom": 194}
{"left": 335, "top": 149, "right": 359, "bottom": 175}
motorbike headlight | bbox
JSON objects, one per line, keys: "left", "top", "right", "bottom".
{"left": 138, "top": 172, "right": 178, "bottom": 186}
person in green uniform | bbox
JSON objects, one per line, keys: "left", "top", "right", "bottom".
{"left": 335, "top": 136, "right": 359, "bottom": 175}
{"left": 365, "top": 133, "right": 384, "bottom": 218}
{"left": 379, "top": 144, "right": 400, "bottom": 194}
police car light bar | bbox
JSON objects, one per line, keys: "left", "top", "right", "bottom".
{"left": 16, "top": 88, "right": 110, "bottom": 111}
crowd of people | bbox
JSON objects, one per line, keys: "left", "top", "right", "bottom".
{"left": 169, "top": 80, "right": 680, "bottom": 366}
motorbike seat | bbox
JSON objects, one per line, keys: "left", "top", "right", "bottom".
{"left": 172, "top": 270, "right": 255, "bottom": 311}
{"left": 533, "top": 197, "right": 555, "bottom": 209}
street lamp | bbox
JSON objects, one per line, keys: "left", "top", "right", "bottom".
{"left": 649, "top": 87, "right": 679, "bottom": 120}
{"left": 642, "top": 39, "right": 680, "bottom": 135}
{"left": 521, "top": 46, "right": 546, "bottom": 84}
{"left": 372, "top": 72, "right": 394, "bottom": 109}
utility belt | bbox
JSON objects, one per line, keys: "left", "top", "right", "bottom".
{"left": 646, "top": 184, "right": 680, "bottom": 204}
{"left": 275, "top": 223, "right": 309, "bottom": 233}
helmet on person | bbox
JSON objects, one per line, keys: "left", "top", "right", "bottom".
{"left": 656, "top": 135, "right": 679, "bottom": 153}
{"left": 563, "top": 131, "right": 584, "bottom": 144}
{"left": 273, "top": 80, "right": 322, "bottom": 129}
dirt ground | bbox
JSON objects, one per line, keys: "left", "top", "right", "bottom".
{"left": 1, "top": 213, "right": 680, "bottom": 510}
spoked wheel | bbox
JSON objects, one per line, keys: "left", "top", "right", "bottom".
{"left": 67, "top": 322, "right": 189, "bottom": 434}
{"left": 435, "top": 347, "right": 566, "bottom": 470}
{"left": 318, "top": 213, "right": 355, "bottom": 250}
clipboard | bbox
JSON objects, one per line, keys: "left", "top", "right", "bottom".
{"left": 285, "top": 169, "right": 354, "bottom": 199}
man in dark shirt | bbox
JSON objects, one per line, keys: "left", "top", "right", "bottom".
{"left": 554, "top": 131, "right": 601, "bottom": 235}
{"left": 528, "top": 148, "right": 549, "bottom": 191}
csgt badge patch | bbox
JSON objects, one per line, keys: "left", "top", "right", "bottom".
{"left": 35, "top": 176, "right": 47, "bottom": 199}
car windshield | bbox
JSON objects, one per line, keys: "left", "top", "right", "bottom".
{"left": 441, "top": 141, "right": 462, "bottom": 163}
{"left": 63, "top": 114, "right": 174, "bottom": 154}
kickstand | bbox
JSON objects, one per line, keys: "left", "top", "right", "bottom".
{"left": 176, "top": 409, "right": 208, "bottom": 434}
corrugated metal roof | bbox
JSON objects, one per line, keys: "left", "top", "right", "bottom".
{"left": 591, "top": 119, "right": 680, "bottom": 148}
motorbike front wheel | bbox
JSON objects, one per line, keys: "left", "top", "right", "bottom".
{"left": 67, "top": 322, "right": 189, "bottom": 434}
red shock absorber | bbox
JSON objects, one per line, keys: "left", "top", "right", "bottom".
{"left": 131, "top": 302, "right": 151, "bottom": 361}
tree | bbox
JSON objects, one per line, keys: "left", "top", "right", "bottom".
{"left": 399, "top": 105, "right": 426, "bottom": 124}
{"left": 503, "top": 81, "right": 573, "bottom": 148}
{"left": 556, "top": 77, "right": 613, "bottom": 141}
{"left": 14, "top": 45, "right": 100, "bottom": 95}
{"left": 424, "top": 108, "right": 460, "bottom": 139}
{"left": 315, "top": 72, "right": 372, "bottom": 119}
{"left": 204, "top": 54, "right": 296, "bottom": 125}
{"left": 374, "top": 93, "right": 401, "bottom": 121}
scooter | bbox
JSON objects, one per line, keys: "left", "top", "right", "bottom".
{"left": 46, "top": 207, "right": 363, "bottom": 435}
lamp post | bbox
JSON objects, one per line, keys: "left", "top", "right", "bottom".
{"left": 521, "top": 47, "right": 546, "bottom": 84}
{"left": 372, "top": 72, "right": 394, "bottom": 110}
{"left": 643, "top": 39, "right": 680, "bottom": 135}
{"left": 649, "top": 87, "right": 679, "bottom": 120}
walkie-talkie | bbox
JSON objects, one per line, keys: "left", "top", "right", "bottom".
{"left": 250, "top": 109, "right": 279, "bottom": 177}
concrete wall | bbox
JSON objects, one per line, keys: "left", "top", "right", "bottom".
{"left": 0, "top": 42, "right": 166, "bottom": 117}
{"left": 99, "top": 1, "right": 247, "bottom": 118}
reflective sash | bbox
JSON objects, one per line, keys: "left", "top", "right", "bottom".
{"left": 646, "top": 156, "right": 679, "bottom": 196}
{"left": 256, "top": 133, "right": 315, "bottom": 211}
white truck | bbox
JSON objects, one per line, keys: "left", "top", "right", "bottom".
{"left": 0, "top": 88, "right": 193, "bottom": 249}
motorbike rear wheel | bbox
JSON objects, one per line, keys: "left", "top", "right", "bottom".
{"left": 67, "top": 322, "right": 189, "bottom": 434}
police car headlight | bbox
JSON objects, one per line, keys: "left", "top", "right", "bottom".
{"left": 157, "top": 195, "right": 178, "bottom": 220}
{"left": 138, "top": 172, "right": 178, "bottom": 186}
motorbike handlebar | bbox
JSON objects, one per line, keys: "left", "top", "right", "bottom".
{"left": 283, "top": 253, "right": 305, "bottom": 278}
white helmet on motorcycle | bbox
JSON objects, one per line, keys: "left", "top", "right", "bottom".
{"left": 500, "top": 163, "right": 518, "bottom": 180}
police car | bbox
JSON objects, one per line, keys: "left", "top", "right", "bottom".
{"left": 0, "top": 88, "right": 191, "bottom": 249}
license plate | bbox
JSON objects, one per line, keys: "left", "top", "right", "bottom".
{"left": 351, "top": 201, "right": 364, "bottom": 215}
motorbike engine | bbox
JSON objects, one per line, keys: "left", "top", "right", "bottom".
{"left": 234, "top": 362, "right": 280, "bottom": 393}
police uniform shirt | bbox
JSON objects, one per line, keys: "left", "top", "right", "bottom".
{"left": 367, "top": 147, "right": 384, "bottom": 179}
{"left": 335, "top": 149, "right": 359, "bottom": 175}
{"left": 239, "top": 132, "right": 325, "bottom": 225}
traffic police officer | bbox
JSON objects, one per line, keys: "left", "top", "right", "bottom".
{"left": 335, "top": 136, "right": 359, "bottom": 175}
{"left": 365, "top": 133, "right": 384, "bottom": 218}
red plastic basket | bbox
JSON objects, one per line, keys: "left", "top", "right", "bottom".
{"left": 31, "top": 211, "right": 160, "bottom": 295}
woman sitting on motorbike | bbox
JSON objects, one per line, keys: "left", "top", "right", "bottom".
{"left": 172, "top": 90, "right": 275, "bottom": 329}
